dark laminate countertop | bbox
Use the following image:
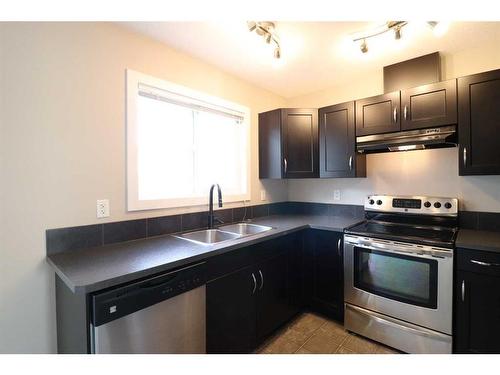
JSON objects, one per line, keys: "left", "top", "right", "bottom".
{"left": 47, "top": 214, "right": 363, "bottom": 294}
{"left": 456, "top": 229, "right": 500, "bottom": 254}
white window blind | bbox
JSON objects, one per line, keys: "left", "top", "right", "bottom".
{"left": 127, "top": 69, "right": 251, "bottom": 211}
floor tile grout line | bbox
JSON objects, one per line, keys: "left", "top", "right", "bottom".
{"left": 293, "top": 318, "right": 327, "bottom": 353}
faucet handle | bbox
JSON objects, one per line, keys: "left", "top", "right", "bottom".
{"left": 214, "top": 217, "right": 224, "bottom": 225}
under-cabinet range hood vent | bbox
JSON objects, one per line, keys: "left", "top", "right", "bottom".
{"left": 356, "top": 125, "right": 457, "bottom": 154}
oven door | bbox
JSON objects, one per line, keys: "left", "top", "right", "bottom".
{"left": 344, "top": 235, "right": 453, "bottom": 334}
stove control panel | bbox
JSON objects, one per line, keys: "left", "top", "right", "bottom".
{"left": 365, "top": 195, "right": 458, "bottom": 216}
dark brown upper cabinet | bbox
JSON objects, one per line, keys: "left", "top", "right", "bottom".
{"left": 259, "top": 108, "right": 318, "bottom": 179}
{"left": 355, "top": 91, "right": 401, "bottom": 136}
{"left": 458, "top": 69, "right": 500, "bottom": 176}
{"left": 401, "top": 79, "right": 457, "bottom": 131}
{"left": 319, "top": 101, "right": 366, "bottom": 178}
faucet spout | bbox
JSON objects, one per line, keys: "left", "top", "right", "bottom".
{"left": 208, "top": 184, "right": 223, "bottom": 229}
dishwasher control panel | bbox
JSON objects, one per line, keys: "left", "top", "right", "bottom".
{"left": 92, "top": 262, "right": 206, "bottom": 327}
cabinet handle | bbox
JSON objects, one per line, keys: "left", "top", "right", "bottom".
{"left": 349, "top": 156, "right": 353, "bottom": 170}
{"left": 463, "top": 147, "right": 467, "bottom": 167}
{"left": 461, "top": 280, "right": 465, "bottom": 302}
{"left": 393, "top": 107, "right": 398, "bottom": 123}
{"left": 251, "top": 273, "right": 257, "bottom": 295}
{"left": 403, "top": 105, "right": 408, "bottom": 120}
{"left": 284, "top": 158, "right": 288, "bottom": 174}
{"left": 258, "top": 270, "right": 264, "bottom": 291}
{"left": 470, "top": 259, "right": 500, "bottom": 267}
{"left": 337, "top": 238, "right": 342, "bottom": 257}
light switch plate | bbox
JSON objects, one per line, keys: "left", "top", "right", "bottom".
{"left": 260, "top": 190, "right": 266, "bottom": 201}
{"left": 96, "top": 199, "right": 110, "bottom": 218}
{"left": 333, "top": 190, "right": 341, "bottom": 201}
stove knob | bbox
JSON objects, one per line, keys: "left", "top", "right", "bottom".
{"left": 444, "top": 202, "right": 452, "bottom": 209}
{"left": 369, "top": 199, "right": 375, "bottom": 205}
{"left": 424, "top": 201, "right": 431, "bottom": 208}
{"left": 434, "top": 202, "right": 441, "bottom": 208}
{"left": 376, "top": 200, "right": 382, "bottom": 205}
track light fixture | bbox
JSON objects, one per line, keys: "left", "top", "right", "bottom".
{"left": 247, "top": 21, "right": 281, "bottom": 59}
{"left": 352, "top": 21, "right": 449, "bottom": 54}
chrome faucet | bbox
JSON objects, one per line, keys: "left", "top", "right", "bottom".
{"left": 208, "top": 184, "right": 223, "bottom": 229}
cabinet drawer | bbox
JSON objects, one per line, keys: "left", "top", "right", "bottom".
{"left": 456, "top": 248, "right": 500, "bottom": 277}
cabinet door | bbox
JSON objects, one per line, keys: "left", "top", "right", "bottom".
{"left": 455, "top": 270, "right": 500, "bottom": 353}
{"left": 258, "top": 109, "right": 282, "bottom": 179}
{"left": 319, "top": 101, "right": 366, "bottom": 178}
{"left": 355, "top": 91, "right": 401, "bottom": 136}
{"left": 206, "top": 266, "right": 257, "bottom": 353}
{"left": 282, "top": 109, "right": 318, "bottom": 178}
{"left": 458, "top": 69, "right": 500, "bottom": 175}
{"left": 401, "top": 79, "right": 457, "bottom": 130}
{"left": 255, "top": 251, "right": 291, "bottom": 341}
{"left": 304, "top": 230, "right": 344, "bottom": 321}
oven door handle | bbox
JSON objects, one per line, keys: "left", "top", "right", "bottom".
{"left": 346, "top": 237, "right": 452, "bottom": 259}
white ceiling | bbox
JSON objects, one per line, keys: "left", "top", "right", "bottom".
{"left": 120, "top": 21, "right": 500, "bottom": 98}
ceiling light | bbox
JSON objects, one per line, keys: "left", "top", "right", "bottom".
{"left": 360, "top": 39, "right": 368, "bottom": 53}
{"left": 247, "top": 21, "right": 281, "bottom": 59}
{"left": 352, "top": 21, "right": 408, "bottom": 54}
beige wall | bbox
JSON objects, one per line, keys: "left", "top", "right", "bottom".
{"left": 0, "top": 22, "right": 287, "bottom": 353}
{"left": 286, "top": 38, "right": 500, "bottom": 212}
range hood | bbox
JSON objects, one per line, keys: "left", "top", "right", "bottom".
{"left": 356, "top": 125, "right": 457, "bottom": 154}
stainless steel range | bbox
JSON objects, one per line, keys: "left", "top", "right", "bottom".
{"left": 343, "top": 195, "right": 458, "bottom": 354}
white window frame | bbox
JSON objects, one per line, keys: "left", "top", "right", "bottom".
{"left": 126, "top": 69, "right": 251, "bottom": 211}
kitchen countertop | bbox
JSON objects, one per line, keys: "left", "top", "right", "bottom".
{"left": 47, "top": 214, "right": 363, "bottom": 294}
{"left": 456, "top": 229, "right": 500, "bottom": 254}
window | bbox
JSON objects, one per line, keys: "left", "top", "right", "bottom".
{"left": 126, "top": 69, "right": 250, "bottom": 210}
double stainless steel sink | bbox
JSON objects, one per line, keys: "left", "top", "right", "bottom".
{"left": 175, "top": 223, "right": 273, "bottom": 245}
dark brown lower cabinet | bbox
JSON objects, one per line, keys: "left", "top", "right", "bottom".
{"left": 256, "top": 251, "right": 296, "bottom": 340}
{"left": 455, "top": 248, "right": 500, "bottom": 353}
{"left": 303, "top": 230, "right": 344, "bottom": 321}
{"left": 206, "top": 235, "right": 302, "bottom": 353}
{"left": 206, "top": 265, "right": 257, "bottom": 353}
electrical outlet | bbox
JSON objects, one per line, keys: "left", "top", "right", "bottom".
{"left": 333, "top": 190, "right": 341, "bottom": 201}
{"left": 96, "top": 199, "right": 110, "bottom": 218}
{"left": 260, "top": 190, "right": 266, "bottom": 201}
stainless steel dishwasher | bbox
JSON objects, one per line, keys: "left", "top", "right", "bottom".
{"left": 90, "top": 262, "right": 206, "bottom": 354}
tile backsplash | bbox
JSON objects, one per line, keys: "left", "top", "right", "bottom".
{"left": 46, "top": 202, "right": 500, "bottom": 255}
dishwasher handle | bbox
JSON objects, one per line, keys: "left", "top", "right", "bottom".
{"left": 139, "top": 273, "right": 180, "bottom": 289}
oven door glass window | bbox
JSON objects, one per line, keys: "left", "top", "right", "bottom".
{"left": 353, "top": 247, "right": 438, "bottom": 308}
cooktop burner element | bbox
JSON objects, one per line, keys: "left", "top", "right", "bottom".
{"left": 345, "top": 195, "right": 459, "bottom": 248}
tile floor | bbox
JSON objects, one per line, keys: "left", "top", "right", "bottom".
{"left": 256, "top": 312, "right": 401, "bottom": 354}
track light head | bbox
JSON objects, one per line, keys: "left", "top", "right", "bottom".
{"left": 274, "top": 47, "right": 281, "bottom": 59}
{"left": 360, "top": 39, "right": 368, "bottom": 53}
{"left": 247, "top": 21, "right": 257, "bottom": 32}
{"left": 394, "top": 27, "right": 402, "bottom": 40}
{"left": 265, "top": 33, "right": 272, "bottom": 44}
